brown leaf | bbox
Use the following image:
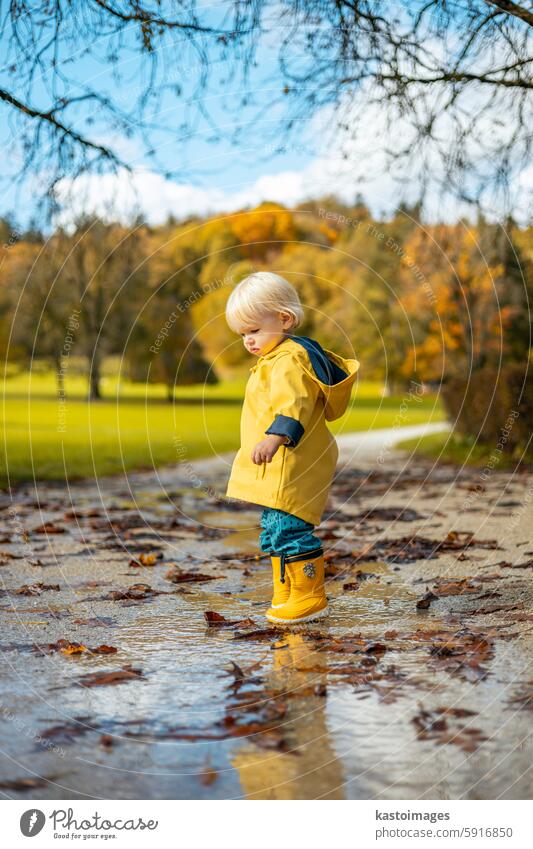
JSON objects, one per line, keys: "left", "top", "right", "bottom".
{"left": 433, "top": 578, "right": 481, "bottom": 596}
{"left": 78, "top": 666, "right": 144, "bottom": 688}
{"left": 32, "top": 522, "right": 67, "bottom": 534}
{"left": 129, "top": 551, "right": 163, "bottom": 567}
{"left": 39, "top": 721, "right": 90, "bottom": 744}
{"left": 33, "top": 639, "right": 118, "bottom": 656}
{"left": 412, "top": 706, "right": 488, "bottom": 752}
{"left": 436, "top": 705, "right": 478, "bottom": 718}
{"left": 106, "top": 583, "right": 160, "bottom": 601}
{"left": 309, "top": 633, "right": 388, "bottom": 655}
{"left": 470, "top": 602, "right": 524, "bottom": 615}
{"left": 204, "top": 611, "right": 256, "bottom": 629}
{"left": 416, "top": 591, "right": 438, "bottom": 609}
{"left": 199, "top": 765, "right": 219, "bottom": 786}
{"left": 0, "top": 776, "right": 52, "bottom": 790}
{"left": 233, "top": 627, "right": 286, "bottom": 641}
{"left": 165, "top": 567, "right": 223, "bottom": 583}
{"left": 505, "top": 683, "right": 533, "bottom": 712}
{"left": 60, "top": 642, "right": 88, "bottom": 655}
{"left": 499, "top": 559, "right": 533, "bottom": 569}
{"left": 13, "top": 582, "right": 60, "bottom": 596}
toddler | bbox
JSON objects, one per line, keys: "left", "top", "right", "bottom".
{"left": 225, "top": 272, "right": 359, "bottom": 624}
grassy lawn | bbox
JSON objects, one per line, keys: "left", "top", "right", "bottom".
{"left": 396, "top": 431, "right": 529, "bottom": 469}
{"left": 2, "top": 371, "right": 445, "bottom": 484}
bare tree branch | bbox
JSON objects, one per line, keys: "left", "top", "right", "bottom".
{"left": 0, "top": 88, "right": 129, "bottom": 166}
{"left": 0, "top": 1, "right": 530, "bottom": 221}
{"left": 485, "top": 1, "right": 533, "bottom": 28}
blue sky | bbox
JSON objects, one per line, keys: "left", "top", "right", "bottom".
{"left": 1, "top": 4, "right": 530, "bottom": 232}
{"left": 1, "top": 8, "right": 327, "bottom": 230}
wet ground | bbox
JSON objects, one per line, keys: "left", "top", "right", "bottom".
{"left": 0, "top": 426, "right": 532, "bottom": 799}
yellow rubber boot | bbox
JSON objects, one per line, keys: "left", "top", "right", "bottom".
{"left": 270, "top": 554, "right": 291, "bottom": 608}
{"left": 266, "top": 548, "right": 328, "bottom": 624}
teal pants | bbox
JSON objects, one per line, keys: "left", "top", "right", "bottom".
{"left": 259, "top": 507, "right": 322, "bottom": 556}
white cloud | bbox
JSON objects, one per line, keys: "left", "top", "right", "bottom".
{"left": 53, "top": 81, "right": 531, "bottom": 230}
{"left": 52, "top": 153, "right": 461, "bottom": 231}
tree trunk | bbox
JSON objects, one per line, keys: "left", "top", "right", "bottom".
{"left": 88, "top": 364, "right": 101, "bottom": 400}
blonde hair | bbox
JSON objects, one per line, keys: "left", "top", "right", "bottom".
{"left": 225, "top": 272, "right": 303, "bottom": 332}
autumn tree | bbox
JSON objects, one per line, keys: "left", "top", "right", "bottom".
{"left": 128, "top": 223, "right": 219, "bottom": 398}
{"left": 0, "top": 228, "right": 85, "bottom": 395}
{"left": 60, "top": 216, "right": 148, "bottom": 399}
{"left": 399, "top": 222, "right": 532, "bottom": 381}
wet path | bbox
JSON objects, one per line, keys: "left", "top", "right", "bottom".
{"left": 0, "top": 426, "right": 531, "bottom": 799}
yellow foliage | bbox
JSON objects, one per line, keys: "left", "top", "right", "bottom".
{"left": 230, "top": 203, "right": 295, "bottom": 256}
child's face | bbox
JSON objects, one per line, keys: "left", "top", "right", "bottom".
{"left": 239, "top": 312, "right": 294, "bottom": 357}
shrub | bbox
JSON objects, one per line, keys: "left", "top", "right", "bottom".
{"left": 441, "top": 362, "right": 533, "bottom": 457}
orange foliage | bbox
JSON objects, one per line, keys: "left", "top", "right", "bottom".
{"left": 230, "top": 203, "right": 296, "bottom": 257}
{"left": 399, "top": 226, "right": 505, "bottom": 382}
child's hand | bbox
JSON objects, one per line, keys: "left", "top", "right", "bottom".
{"left": 251, "top": 434, "right": 288, "bottom": 464}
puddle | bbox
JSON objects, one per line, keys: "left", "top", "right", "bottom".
{"left": 1, "top": 478, "right": 531, "bottom": 800}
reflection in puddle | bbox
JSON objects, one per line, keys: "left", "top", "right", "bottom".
{"left": 2, "top": 483, "right": 531, "bottom": 800}
{"left": 196, "top": 509, "right": 261, "bottom": 553}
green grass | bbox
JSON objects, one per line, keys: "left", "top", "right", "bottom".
{"left": 3, "top": 368, "right": 392, "bottom": 403}
{"left": 2, "top": 370, "right": 445, "bottom": 484}
{"left": 396, "top": 431, "right": 529, "bottom": 469}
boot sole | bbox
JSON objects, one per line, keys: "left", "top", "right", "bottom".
{"left": 265, "top": 605, "right": 328, "bottom": 625}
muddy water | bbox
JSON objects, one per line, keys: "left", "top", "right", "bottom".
{"left": 0, "top": 462, "right": 532, "bottom": 800}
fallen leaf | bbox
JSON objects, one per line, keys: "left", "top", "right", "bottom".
{"left": 165, "top": 567, "right": 223, "bottom": 583}
{"left": 204, "top": 611, "right": 256, "bottom": 629}
{"left": 498, "top": 559, "right": 533, "bottom": 570}
{"left": 505, "top": 682, "right": 533, "bottom": 712}
{"left": 13, "top": 582, "right": 60, "bottom": 596}
{"left": 412, "top": 705, "right": 488, "bottom": 752}
{"left": 417, "top": 591, "right": 438, "bottom": 609}
{"left": 233, "top": 627, "right": 286, "bottom": 641}
{"left": 129, "top": 551, "right": 163, "bottom": 567}
{"left": 436, "top": 705, "right": 478, "bottom": 718}
{"left": 432, "top": 578, "right": 481, "bottom": 596}
{"left": 77, "top": 666, "right": 144, "bottom": 688}
{"left": 106, "top": 583, "right": 160, "bottom": 601}
{"left": 32, "top": 522, "right": 66, "bottom": 534}
{"left": 0, "top": 776, "right": 53, "bottom": 790}
{"left": 32, "top": 639, "right": 118, "bottom": 656}
{"left": 199, "top": 765, "right": 218, "bottom": 786}
{"left": 60, "top": 643, "right": 88, "bottom": 655}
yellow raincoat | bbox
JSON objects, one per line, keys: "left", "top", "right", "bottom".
{"left": 225, "top": 335, "right": 360, "bottom": 524}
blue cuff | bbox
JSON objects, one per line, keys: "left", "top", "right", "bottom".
{"left": 265, "top": 414, "right": 304, "bottom": 447}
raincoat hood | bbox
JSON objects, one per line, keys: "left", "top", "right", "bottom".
{"left": 255, "top": 335, "right": 360, "bottom": 422}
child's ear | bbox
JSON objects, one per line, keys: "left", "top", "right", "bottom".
{"left": 280, "top": 311, "right": 294, "bottom": 329}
